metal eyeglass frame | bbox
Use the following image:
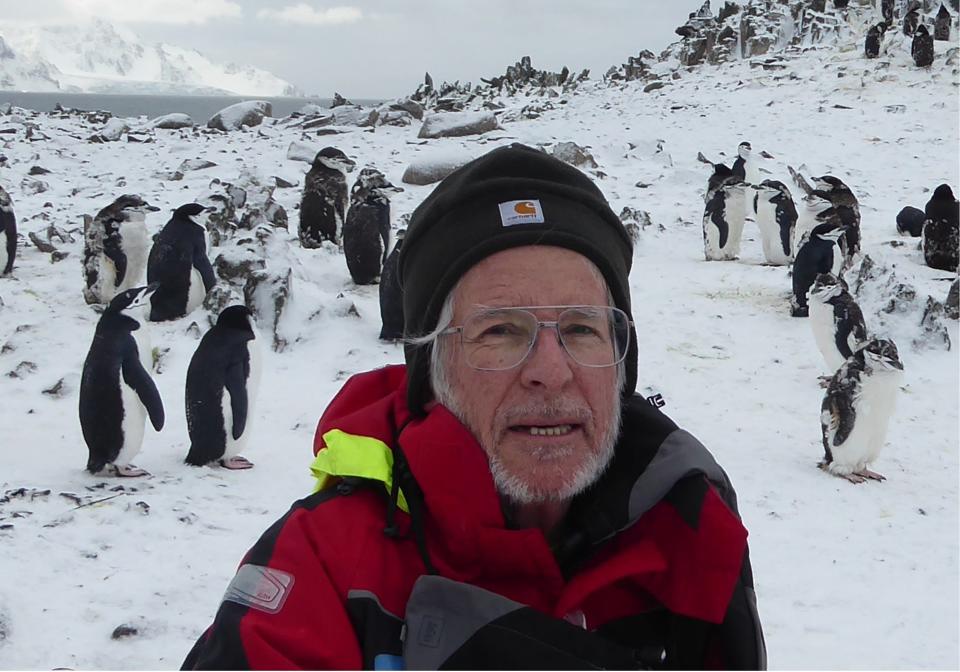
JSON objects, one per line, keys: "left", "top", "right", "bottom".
{"left": 437, "top": 305, "right": 633, "bottom": 371}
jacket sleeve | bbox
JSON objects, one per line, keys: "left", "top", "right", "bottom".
{"left": 182, "top": 491, "right": 363, "bottom": 670}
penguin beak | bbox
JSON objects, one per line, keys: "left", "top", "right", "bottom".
{"left": 145, "top": 204, "right": 161, "bottom": 212}
{"left": 143, "top": 282, "right": 161, "bottom": 298}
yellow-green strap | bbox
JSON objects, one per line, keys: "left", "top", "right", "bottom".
{"left": 310, "top": 428, "right": 409, "bottom": 513}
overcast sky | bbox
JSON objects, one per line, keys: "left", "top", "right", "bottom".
{"left": 2, "top": 1, "right": 697, "bottom": 98}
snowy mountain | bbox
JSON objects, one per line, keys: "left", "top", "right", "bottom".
{"left": 0, "top": 19, "right": 303, "bottom": 96}
{"left": 0, "top": 0, "right": 957, "bottom": 669}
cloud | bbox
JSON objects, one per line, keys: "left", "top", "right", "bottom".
{"left": 256, "top": 4, "right": 363, "bottom": 26}
{"left": 65, "top": 0, "right": 242, "bottom": 24}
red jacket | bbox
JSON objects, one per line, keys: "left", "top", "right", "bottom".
{"left": 184, "top": 365, "right": 765, "bottom": 669}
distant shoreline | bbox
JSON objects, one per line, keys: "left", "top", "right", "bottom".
{"left": 0, "top": 91, "right": 388, "bottom": 120}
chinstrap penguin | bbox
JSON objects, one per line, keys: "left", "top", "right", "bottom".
{"left": 185, "top": 305, "right": 261, "bottom": 470}
{"left": 820, "top": 338, "right": 904, "bottom": 483}
{"left": 922, "top": 184, "right": 959, "bottom": 272}
{"left": 299, "top": 147, "right": 356, "bottom": 248}
{"left": 791, "top": 223, "right": 847, "bottom": 317}
{"left": 896, "top": 206, "right": 926, "bottom": 237}
{"left": 82, "top": 194, "right": 159, "bottom": 305}
{"left": 911, "top": 24, "right": 934, "bottom": 66}
{"left": 731, "top": 141, "right": 759, "bottom": 185}
{"left": 379, "top": 228, "right": 405, "bottom": 341}
{"left": 80, "top": 284, "right": 164, "bottom": 477}
{"left": 147, "top": 203, "right": 217, "bottom": 321}
{"left": 753, "top": 179, "right": 797, "bottom": 265}
{"left": 807, "top": 272, "right": 869, "bottom": 375}
{"left": 702, "top": 163, "right": 746, "bottom": 261}
{"left": 809, "top": 175, "right": 860, "bottom": 265}
{"left": 0, "top": 184, "right": 16, "bottom": 275}
{"left": 865, "top": 22, "right": 886, "bottom": 58}
{"left": 343, "top": 168, "right": 403, "bottom": 285}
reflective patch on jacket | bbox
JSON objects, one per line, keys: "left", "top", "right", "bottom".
{"left": 222, "top": 564, "right": 295, "bottom": 615}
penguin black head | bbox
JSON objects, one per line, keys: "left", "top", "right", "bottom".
{"left": 758, "top": 179, "right": 791, "bottom": 201}
{"left": 351, "top": 167, "right": 404, "bottom": 202}
{"left": 811, "top": 222, "right": 846, "bottom": 241}
{"left": 859, "top": 338, "right": 904, "bottom": 372}
{"left": 811, "top": 175, "right": 851, "bottom": 195}
{"left": 932, "top": 184, "right": 956, "bottom": 202}
{"left": 810, "top": 272, "right": 844, "bottom": 300}
{"left": 914, "top": 24, "right": 929, "bottom": 37}
{"left": 737, "top": 142, "right": 752, "bottom": 158}
{"left": 313, "top": 147, "right": 357, "bottom": 174}
{"left": 106, "top": 283, "right": 160, "bottom": 315}
{"left": 96, "top": 194, "right": 159, "bottom": 223}
{"left": 173, "top": 203, "right": 209, "bottom": 220}
{"left": 216, "top": 304, "right": 256, "bottom": 333}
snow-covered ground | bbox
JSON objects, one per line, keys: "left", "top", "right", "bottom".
{"left": 0, "top": 31, "right": 957, "bottom": 671}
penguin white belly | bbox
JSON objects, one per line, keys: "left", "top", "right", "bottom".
{"left": 722, "top": 185, "right": 746, "bottom": 259}
{"left": 832, "top": 372, "right": 902, "bottom": 472}
{"left": 115, "top": 328, "right": 152, "bottom": 467}
{"left": 185, "top": 268, "right": 206, "bottom": 315}
{"left": 221, "top": 339, "right": 262, "bottom": 460}
{"left": 794, "top": 206, "right": 820, "bottom": 254}
{"left": 809, "top": 301, "right": 843, "bottom": 371}
{"left": 755, "top": 200, "right": 783, "bottom": 264}
{"left": 98, "top": 255, "right": 118, "bottom": 303}
{"left": 116, "top": 220, "right": 149, "bottom": 293}
{"left": 0, "top": 234, "right": 8, "bottom": 274}
{"left": 828, "top": 243, "right": 844, "bottom": 277}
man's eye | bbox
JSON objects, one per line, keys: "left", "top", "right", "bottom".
{"left": 481, "top": 323, "right": 525, "bottom": 337}
{"left": 563, "top": 323, "right": 602, "bottom": 337}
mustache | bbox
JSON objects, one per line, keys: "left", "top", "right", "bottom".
{"left": 496, "top": 402, "right": 593, "bottom": 428}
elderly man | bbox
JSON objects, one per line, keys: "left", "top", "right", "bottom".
{"left": 183, "top": 144, "right": 766, "bottom": 670}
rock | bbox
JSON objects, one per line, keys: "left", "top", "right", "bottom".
{"left": 111, "top": 624, "right": 139, "bottom": 640}
{"left": 202, "top": 285, "right": 243, "bottom": 325}
{"left": 915, "top": 296, "right": 952, "bottom": 350}
{"left": 331, "top": 106, "right": 379, "bottom": 127}
{"left": 177, "top": 159, "right": 217, "bottom": 172}
{"left": 214, "top": 247, "right": 267, "bottom": 283}
{"left": 401, "top": 149, "right": 474, "bottom": 185}
{"left": 51, "top": 250, "right": 69, "bottom": 263}
{"left": 244, "top": 268, "right": 293, "bottom": 352}
{"left": 6, "top": 361, "right": 37, "bottom": 378}
{"left": 27, "top": 232, "right": 56, "bottom": 253}
{"left": 331, "top": 92, "right": 352, "bottom": 108}
{"left": 550, "top": 142, "right": 598, "bottom": 169}
{"left": 274, "top": 176, "right": 297, "bottom": 189}
{"left": 418, "top": 111, "right": 498, "bottom": 139}
{"left": 41, "top": 378, "right": 67, "bottom": 397}
{"left": 207, "top": 101, "right": 272, "bottom": 131}
{"left": 643, "top": 81, "right": 668, "bottom": 93}
{"left": 28, "top": 165, "right": 50, "bottom": 175}
{"left": 149, "top": 113, "right": 194, "bottom": 129}
{"left": 287, "top": 140, "right": 322, "bottom": 163}
{"left": 375, "top": 107, "right": 415, "bottom": 127}
{"left": 96, "top": 118, "right": 129, "bottom": 142}
{"left": 390, "top": 98, "right": 424, "bottom": 120}
{"left": 21, "top": 177, "right": 48, "bottom": 195}
{"left": 946, "top": 279, "right": 959, "bottom": 319}
{"left": 896, "top": 206, "right": 925, "bottom": 236}
{"left": 882, "top": 283, "right": 918, "bottom": 314}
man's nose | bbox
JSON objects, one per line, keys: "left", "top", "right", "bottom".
{"left": 518, "top": 325, "right": 574, "bottom": 390}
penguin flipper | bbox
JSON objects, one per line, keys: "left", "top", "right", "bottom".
{"left": 104, "top": 231, "right": 127, "bottom": 287}
{"left": 225, "top": 360, "right": 248, "bottom": 441}
{"left": 823, "top": 378, "right": 856, "bottom": 447}
{"left": 193, "top": 246, "right": 217, "bottom": 293}
{"left": 122, "top": 351, "right": 165, "bottom": 431}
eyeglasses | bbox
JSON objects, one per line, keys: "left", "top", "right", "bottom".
{"left": 439, "top": 305, "right": 632, "bottom": 371}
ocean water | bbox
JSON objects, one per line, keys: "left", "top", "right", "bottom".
{"left": 0, "top": 91, "right": 386, "bottom": 121}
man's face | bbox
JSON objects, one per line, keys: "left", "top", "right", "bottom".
{"left": 439, "top": 246, "right": 622, "bottom": 504}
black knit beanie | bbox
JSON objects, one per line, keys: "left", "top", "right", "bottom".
{"left": 398, "top": 143, "right": 636, "bottom": 416}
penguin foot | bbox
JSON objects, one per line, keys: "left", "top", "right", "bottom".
{"left": 114, "top": 464, "right": 149, "bottom": 477}
{"left": 854, "top": 468, "right": 885, "bottom": 482}
{"left": 219, "top": 456, "right": 254, "bottom": 470}
{"left": 839, "top": 472, "right": 868, "bottom": 484}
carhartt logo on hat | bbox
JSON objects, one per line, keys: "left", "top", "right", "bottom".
{"left": 498, "top": 199, "right": 544, "bottom": 227}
